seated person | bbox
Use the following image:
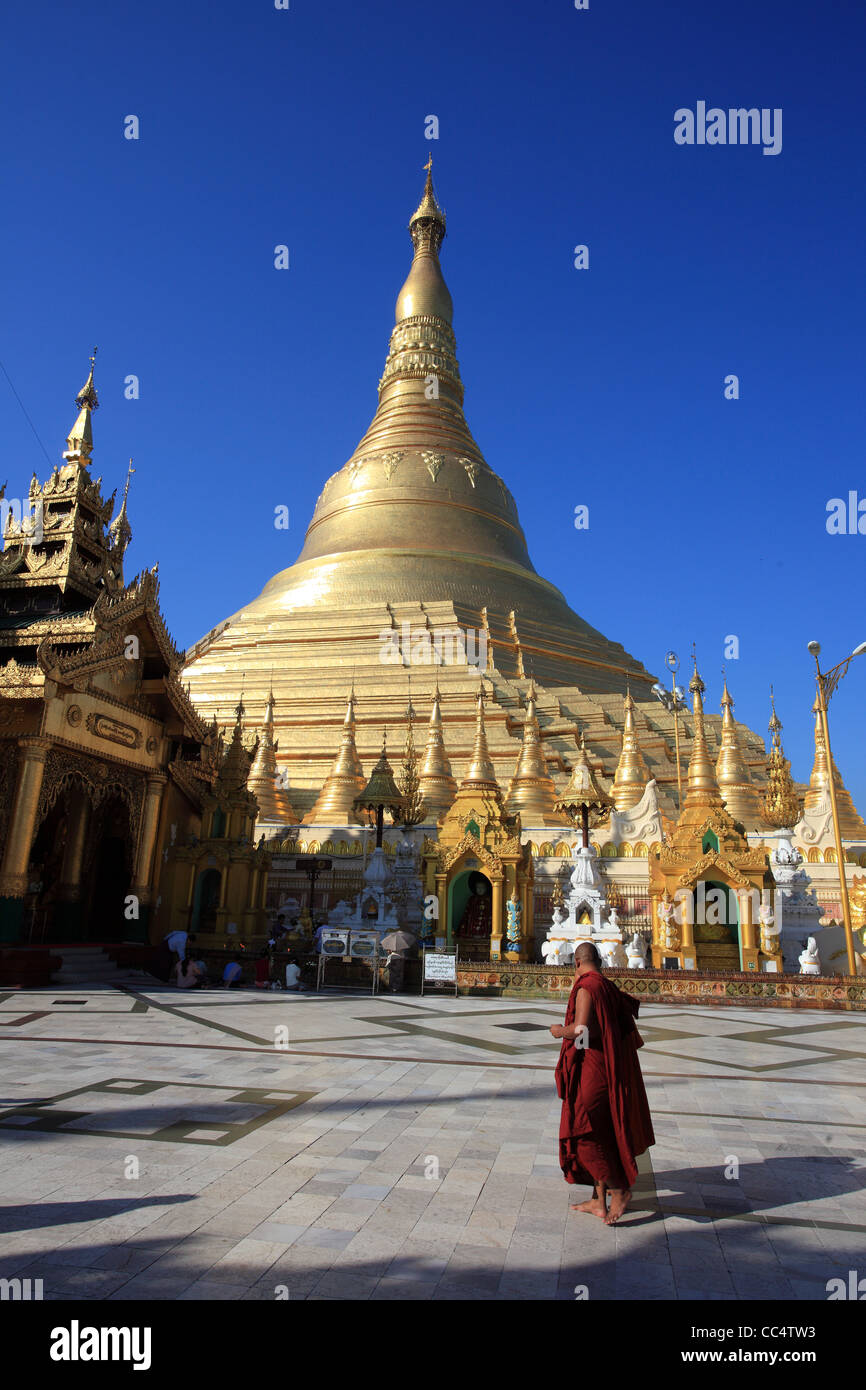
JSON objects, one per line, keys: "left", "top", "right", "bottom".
{"left": 173, "top": 957, "right": 199, "bottom": 990}
{"left": 284, "top": 958, "right": 302, "bottom": 991}
{"left": 222, "top": 956, "right": 243, "bottom": 988}
{"left": 254, "top": 951, "right": 271, "bottom": 989}
{"left": 189, "top": 956, "right": 208, "bottom": 988}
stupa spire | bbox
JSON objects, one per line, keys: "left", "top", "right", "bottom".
{"left": 610, "top": 688, "right": 651, "bottom": 812}
{"left": 715, "top": 673, "right": 763, "bottom": 829}
{"left": 805, "top": 696, "right": 866, "bottom": 836}
{"left": 678, "top": 656, "right": 725, "bottom": 827}
{"left": 761, "top": 690, "right": 801, "bottom": 830}
{"left": 505, "top": 679, "right": 562, "bottom": 824}
{"left": 418, "top": 682, "right": 457, "bottom": 820}
{"left": 65, "top": 348, "right": 99, "bottom": 462}
{"left": 108, "top": 459, "right": 134, "bottom": 566}
{"left": 461, "top": 683, "right": 499, "bottom": 789}
{"left": 304, "top": 688, "right": 367, "bottom": 825}
{"left": 248, "top": 687, "right": 298, "bottom": 829}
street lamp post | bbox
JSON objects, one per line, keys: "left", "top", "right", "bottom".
{"left": 807, "top": 639, "right": 866, "bottom": 977}
{"left": 652, "top": 651, "right": 687, "bottom": 812}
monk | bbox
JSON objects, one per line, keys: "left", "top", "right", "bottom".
{"left": 550, "top": 941, "right": 655, "bottom": 1225}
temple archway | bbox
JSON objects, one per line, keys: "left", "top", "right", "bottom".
{"left": 448, "top": 868, "right": 491, "bottom": 945}
{"left": 692, "top": 878, "right": 740, "bottom": 971}
{"left": 191, "top": 868, "right": 222, "bottom": 934}
{"left": 83, "top": 795, "right": 135, "bottom": 941}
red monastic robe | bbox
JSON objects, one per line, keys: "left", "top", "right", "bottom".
{"left": 555, "top": 969, "right": 655, "bottom": 1189}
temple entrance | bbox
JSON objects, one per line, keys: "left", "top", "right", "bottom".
{"left": 25, "top": 797, "right": 71, "bottom": 943}
{"left": 449, "top": 868, "right": 492, "bottom": 958}
{"left": 693, "top": 878, "right": 740, "bottom": 971}
{"left": 84, "top": 796, "right": 134, "bottom": 941}
{"left": 191, "top": 868, "right": 222, "bottom": 934}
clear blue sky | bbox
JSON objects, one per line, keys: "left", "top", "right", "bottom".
{"left": 3, "top": 0, "right": 865, "bottom": 806}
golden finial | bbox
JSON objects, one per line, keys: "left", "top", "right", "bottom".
{"left": 768, "top": 685, "right": 782, "bottom": 743}
{"left": 424, "top": 153, "right": 433, "bottom": 176}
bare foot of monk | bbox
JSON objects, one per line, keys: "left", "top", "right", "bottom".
{"left": 571, "top": 1185, "right": 607, "bottom": 1219}
{"left": 604, "top": 1189, "right": 632, "bottom": 1225}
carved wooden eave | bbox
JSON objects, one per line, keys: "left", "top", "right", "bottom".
{"left": 438, "top": 832, "right": 505, "bottom": 877}
{"left": 93, "top": 571, "right": 185, "bottom": 673}
{"left": 674, "top": 851, "right": 760, "bottom": 892}
{"left": 162, "top": 672, "right": 210, "bottom": 742}
{"left": 37, "top": 630, "right": 126, "bottom": 686}
{"left": 168, "top": 758, "right": 208, "bottom": 811}
{"left": 0, "top": 658, "right": 45, "bottom": 698}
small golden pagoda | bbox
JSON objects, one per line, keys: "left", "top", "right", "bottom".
{"left": 304, "top": 690, "right": 366, "bottom": 825}
{"left": 804, "top": 697, "right": 866, "bottom": 838}
{"left": 609, "top": 689, "right": 651, "bottom": 812}
{"left": 761, "top": 692, "right": 802, "bottom": 831}
{"left": 417, "top": 682, "right": 457, "bottom": 822}
{"left": 505, "top": 679, "right": 564, "bottom": 825}
{"left": 424, "top": 685, "right": 531, "bottom": 959}
{"left": 248, "top": 688, "right": 298, "bottom": 831}
{"left": 650, "top": 660, "right": 769, "bottom": 973}
{"left": 162, "top": 695, "right": 271, "bottom": 945}
{"left": 716, "top": 675, "right": 765, "bottom": 831}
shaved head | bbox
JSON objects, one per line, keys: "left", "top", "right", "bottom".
{"left": 574, "top": 941, "right": 602, "bottom": 969}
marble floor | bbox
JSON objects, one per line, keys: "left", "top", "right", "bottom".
{"left": 0, "top": 981, "right": 863, "bottom": 1301}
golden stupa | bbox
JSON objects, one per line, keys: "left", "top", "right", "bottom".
{"left": 182, "top": 165, "right": 767, "bottom": 817}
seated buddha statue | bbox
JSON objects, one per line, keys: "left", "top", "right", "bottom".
{"left": 459, "top": 875, "right": 493, "bottom": 937}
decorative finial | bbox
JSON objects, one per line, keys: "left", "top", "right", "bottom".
{"left": 768, "top": 686, "right": 782, "bottom": 741}
{"left": 424, "top": 153, "right": 433, "bottom": 176}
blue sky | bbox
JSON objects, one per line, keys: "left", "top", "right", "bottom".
{"left": 2, "top": 0, "right": 864, "bottom": 805}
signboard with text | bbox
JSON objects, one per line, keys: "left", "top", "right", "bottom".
{"left": 421, "top": 949, "right": 458, "bottom": 996}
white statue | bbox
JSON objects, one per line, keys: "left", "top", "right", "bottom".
{"left": 657, "top": 892, "right": 679, "bottom": 951}
{"left": 759, "top": 903, "right": 780, "bottom": 956}
{"left": 542, "top": 939, "right": 572, "bottom": 967}
{"left": 600, "top": 939, "right": 627, "bottom": 969}
{"left": 626, "top": 933, "right": 647, "bottom": 969}
{"left": 799, "top": 936, "right": 821, "bottom": 975}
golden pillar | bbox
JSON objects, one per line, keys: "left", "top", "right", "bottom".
{"left": 680, "top": 890, "right": 695, "bottom": 961}
{"left": 738, "top": 889, "right": 758, "bottom": 972}
{"left": 490, "top": 876, "right": 504, "bottom": 960}
{"left": 132, "top": 774, "right": 167, "bottom": 906}
{"left": 185, "top": 862, "right": 197, "bottom": 909}
{"left": 436, "top": 872, "right": 447, "bottom": 943}
{"left": 0, "top": 737, "right": 52, "bottom": 898}
{"left": 57, "top": 791, "right": 91, "bottom": 902}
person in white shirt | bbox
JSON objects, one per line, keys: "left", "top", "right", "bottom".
{"left": 284, "top": 959, "right": 301, "bottom": 991}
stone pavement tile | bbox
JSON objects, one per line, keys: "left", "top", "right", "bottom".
{"left": 342, "top": 1182, "right": 394, "bottom": 1200}
{"left": 249, "top": 1220, "right": 309, "bottom": 1245}
{"left": 178, "top": 1279, "right": 250, "bottom": 1301}
{"left": 498, "top": 1271, "right": 559, "bottom": 1299}
{"left": 732, "top": 1272, "right": 795, "bottom": 1299}
{"left": 204, "top": 1237, "right": 288, "bottom": 1283}
{"left": 270, "top": 1194, "right": 336, "bottom": 1223}
{"left": 385, "top": 1252, "right": 450, "bottom": 1281}
{"left": 295, "top": 1227, "right": 357, "bottom": 1252}
{"left": 432, "top": 1281, "right": 500, "bottom": 1301}
{"left": 372, "top": 1278, "right": 437, "bottom": 1301}
{"left": 22, "top": 1264, "right": 133, "bottom": 1298}
{"left": 309, "top": 1271, "right": 379, "bottom": 1300}
{"left": 108, "top": 1272, "right": 196, "bottom": 1300}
